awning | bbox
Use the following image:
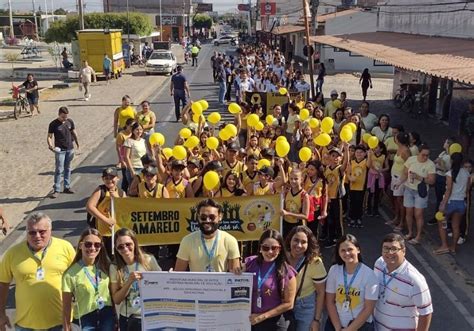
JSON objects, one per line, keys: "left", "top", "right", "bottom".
{"left": 310, "top": 32, "right": 474, "bottom": 85}
{"left": 316, "top": 9, "right": 360, "bottom": 23}
{"left": 271, "top": 25, "right": 305, "bottom": 35}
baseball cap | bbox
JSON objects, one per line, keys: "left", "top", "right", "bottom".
{"left": 227, "top": 142, "right": 240, "bottom": 151}
{"left": 329, "top": 147, "right": 343, "bottom": 156}
{"left": 258, "top": 166, "right": 274, "bottom": 177}
{"left": 102, "top": 167, "right": 118, "bottom": 177}
{"left": 187, "top": 158, "right": 201, "bottom": 168}
{"left": 142, "top": 166, "right": 158, "bottom": 176}
{"left": 171, "top": 159, "right": 186, "bottom": 168}
{"left": 261, "top": 148, "right": 275, "bottom": 158}
{"left": 330, "top": 89, "right": 338, "bottom": 96}
{"left": 207, "top": 160, "right": 224, "bottom": 171}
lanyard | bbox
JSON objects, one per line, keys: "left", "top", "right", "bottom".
{"left": 257, "top": 263, "right": 275, "bottom": 294}
{"left": 343, "top": 263, "right": 361, "bottom": 301}
{"left": 295, "top": 257, "right": 306, "bottom": 271}
{"left": 124, "top": 262, "right": 139, "bottom": 292}
{"left": 382, "top": 268, "right": 397, "bottom": 291}
{"left": 28, "top": 240, "right": 51, "bottom": 267}
{"left": 79, "top": 261, "right": 100, "bottom": 295}
{"left": 201, "top": 231, "right": 219, "bottom": 264}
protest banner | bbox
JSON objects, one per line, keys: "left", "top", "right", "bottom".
{"left": 139, "top": 271, "right": 253, "bottom": 330}
{"left": 115, "top": 195, "right": 281, "bottom": 245}
{"left": 245, "top": 91, "right": 307, "bottom": 114}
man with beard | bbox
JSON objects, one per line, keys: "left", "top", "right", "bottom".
{"left": 175, "top": 199, "right": 240, "bottom": 272}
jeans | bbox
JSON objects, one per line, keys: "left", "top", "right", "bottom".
{"left": 294, "top": 292, "right": 316, "bottom": 331}
{"left": 16, "top": 325, "right": 62, "bottom": 331}
{"left": 173, "top": 89, "right": 187, "bottom": 121}
{"left": 74, "top": 306, "right": 115, "bottom": 331}
{"left": 434, "top": 174, "right": 446, "bottom": 209}
{"left": 218, "top": 80, "right": 227, "bottom": 104}
{"left": 119, "top": 315, "right": 142, "bottom": 331}
{"left": 316, "top": 79, "right": 324, "bottom": 94}
{"left": 192, "top": 54, "right": 198, "bottom": 66}
{"left": 54, "top": 149, "right": 74, "bottom": 192}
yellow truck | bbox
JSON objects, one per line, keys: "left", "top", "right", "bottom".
{"left": 77, "top": 29, "right": 125, "bottom": 78}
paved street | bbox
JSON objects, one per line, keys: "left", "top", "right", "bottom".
{"left": 1, "top": 43, "right": 474, "bottom": 330}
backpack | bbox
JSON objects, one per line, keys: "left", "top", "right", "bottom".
{"left": 86, "top": 185, "right": 107, "bottom": 228}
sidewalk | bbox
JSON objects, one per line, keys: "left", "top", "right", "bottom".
{"left": 0, "top": 44, "right": 184, "bottom": 240}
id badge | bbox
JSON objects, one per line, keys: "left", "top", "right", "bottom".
{"left": 36, "top": 267, "right": 45, "bottom": 281}
{"left": 96, "top": 296, "right": 105, "bottom": 310}
{"left": 132, "top": 296, "right": 141, "bottom": 308}
{"left": 342, "top": 300, "right": 350, "bottom": 312}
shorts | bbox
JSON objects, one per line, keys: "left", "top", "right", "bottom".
{"left": 446, "top": 200, "right": 466, "bottom": 215}
{"left": 403, "top": 187, "right": 428, "bottom": 209}
{"left": 26, "top": 94, "right": 38, "bottom": 105}
{"left": 391, "top": 174, "right": 405, "bottom": 197}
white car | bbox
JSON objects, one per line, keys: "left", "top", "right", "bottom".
{"left": 213, "top": 35, "right": 238, "bottom": 46}
{"left": 145, "top": 50, "right": 177, "bottom": 75}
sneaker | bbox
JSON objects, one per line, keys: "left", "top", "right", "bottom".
{"left": 63, "top": 188, "right": 75, "bottom": 194}
{"left": 427, "top": 218, "right": 438, "bottom": 225}
{"left": 85, "top": 97, "right": 89, "bottom": 101}
{"left": 356, "top": 219, "right": 363, "bottom": 228}
{"left": 457, "top": 237, "right": 465, "bottom": 245}
{"left": 324, "top": 240, "right": 336, "bottom": 249}
{"left": 48, "top": 191, "right": 59, "bottom": 199}
{"left": 348, "top": 219, "right": 356, "bottom": 228}
{"left": 448, "top": 232, "right": 453, "bottom": 238}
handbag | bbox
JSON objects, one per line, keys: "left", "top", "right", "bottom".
{"left": 285, "top": 261, "right": 309, "bottom": 331}
{"left": 417, "top": 179, "right": 428, "bottom": 198}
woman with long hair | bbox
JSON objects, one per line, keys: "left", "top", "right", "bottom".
{"left": 285, "top": 226, "right": 326, "bottom": 331}
{"left": 325, "top": 234, "right": 378, "bottom": 331}
{"left": 367, "top": 141, "right": 389, "bottom": 217}
{"left": 110, "top": 228, "right": 161, "bottom": 331}
{"left": 359, "top": 68, "right": 372, "bottom": 101}
{"left": 124, "top": 122, "right": 147, "bottom": 184}
{"left": 62, "top": 228, "right": 114, "bottom": 331}
{"left": 242, "top": 229, "right": 297, "bottom": 330}
{"left": 304, "top": 160, "right": 328, "bottom": 239}
{"left": 408, "top": 131, "right": 421, "bottom": 156}
{"left": 371, "top": 114, "right": 392, "bottom": 145}
{"left": 332, "top": 108, "right": 345, "bottom": 134}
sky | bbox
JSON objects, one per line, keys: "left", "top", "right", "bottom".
{"left": 0, "top": 0, "right": 244, "bottom": 14}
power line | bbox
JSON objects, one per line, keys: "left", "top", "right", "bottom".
{"left": 379, "top": 1, "right": 470, "bottom": 7}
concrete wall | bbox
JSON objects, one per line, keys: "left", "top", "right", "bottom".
{"left": 324, "top": 9, "right": 377, "bottom": 35}
{"left": 378, "top": 0, "right": 474, "bottom": 39}
{"left": 322, "top": 46, "right": 394, "bottom": 73}
{"left": 105, "top": 0, "right": 191, "bottom": 14}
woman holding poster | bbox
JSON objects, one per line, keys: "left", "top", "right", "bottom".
{"left": 242, "top": 229, "right": 297, "bottom": 330}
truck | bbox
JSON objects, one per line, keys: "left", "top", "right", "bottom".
{"left": 77, "top": 29, "right": 125, "bottom": 78}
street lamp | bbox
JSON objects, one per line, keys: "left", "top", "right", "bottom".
{"left": 160, "top": 0, "right": 163, "bottom": 41}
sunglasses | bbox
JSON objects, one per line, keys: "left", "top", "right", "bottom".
{"left": 28, "top": 229, "right": 48, "bottom": 236}
{"left": 117, "top": 242, "right": 134, "bottom": 251}
{"left": 83, "top": 241, "right": 102, "bottom": 249}
{"left": 382, "top": 246, "right": 403, "bottom": 254}
{"left": 261, "top": 245, "right": 281, "bottom": 252}
{"left": 199, "top": 214, "right": 218, "bottom": 222}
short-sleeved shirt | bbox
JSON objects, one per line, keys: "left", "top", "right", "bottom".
{"left": 361, "top": 113, "right": 378, "bottom": 132}
{"left": 326, "top": 263, "right": 379, "bottom": 328}
{"left": 245, "top": 256, "right": 297, "bottom": 314}
{"left": 176, "top": 230, "right": 240, "bottom": 272}
{"left": 22, "top": 80, "right": 39, "bottom": 98}
{"left": 117, "top": 106, "right": 137, "bottom": 129}
{"left": 371, "top": 126, "right": 392, "bottom": 144}
{"left": 0, "top": 238, "right": 75, "bottom": 329}
{"left": 373, "top": 257, "right": 433, "bottom": 331}
{"left": 435, "top": 151, "right": 451, "bottom": 176}
{"left": 48, "top": 118, "right": 75, "bottom": 150}
{"left": 296, "top": 257, "right": 327, "bottom": 299}
{"left": 80, "top": 66, "right": 94, "bottom": 83}
{"left": 447, "top": 168, "right": 470, "bottom": 201}
{"left": 404, "top": 156, "right": 436, "bottom": 191}
{"left": 123, "top": 138, "right": 147, "bottom": 169}
{"left": 103, "top": 57, "right": 112, "bottom": 70}
{"left": 109, "top": 255, "right": 161, "bottom": 317}
{"left": 172, "top": 72, "right": 187, "bottom": 90}
{"left": 62, "top": 262, "right": 113, "bottom": 319}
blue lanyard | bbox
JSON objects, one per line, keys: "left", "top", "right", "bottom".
{"left": 258, "top": 263, "right": 275, "bottom": 294}
{"left": 28, "top": 241, "right": 50, "bottom": 267}
{"left": 343, "top": 264, "right": 361, "bottom": 300}
{"left": 124, "top": 262, "right": 139, "bottom": 292}
{"left": 295, "top": 257, "right": 306, "bottom": 271}
{"left": 383, "top": 268, "right": 397, "bottom": 290}
{"left": 201, "top": 231, "right": 219, "bottom": 263}
{"left": 79, "top": 261, "right": 100, "bottom": 294}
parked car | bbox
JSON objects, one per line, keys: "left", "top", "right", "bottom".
{"left": 145, "top": 50, "right": 177, "bottom": 75}
{"left": 212, "top": 35, "right": 238, "bottom": 46}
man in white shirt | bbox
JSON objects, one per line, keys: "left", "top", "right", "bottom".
{"left": 325, "top": 89, "right": 340, "bottom": 117}
{"left": 359, "top": 101, "right": 378, "bottom": 132}
{"left": 272, "top": 60, "right": 284, "bottom": 80}
{"left": 237, "top": 70, "right": 255, "bottom": 103}
{"left": 374, "top": 233, "right": 433, "bottom": 331}
{"left": 295, "top": 75, "right": 311, "bottom": 93}
{"left": 79, "top": 60, "right": 96, "bottom": 101}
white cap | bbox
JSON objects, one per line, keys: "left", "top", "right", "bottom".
{"left": 330, "top": 89, "right": 338, "bottom": 96}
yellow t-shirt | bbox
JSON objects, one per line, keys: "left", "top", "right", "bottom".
{"left": 138, "top": 182, "right": 165, "bottom": 198}
{"left": 223, "top": 160, "right": 245, "bottom": 176}
{"left": 246, "top": 147, "right": 261, "bottom": 158}
{"left": 404, "top": 156, "right": 436, "bottom": 191}
{"left": 0, "top": 238, "right": 75, "bottom": 329}
{"left": 221, "top": 188, "right": 235, "bottom": 197}
{"left": 296, "top": 257, "right": 327, "bottom": 299}
{"left": 116, "top": 131, "right": 131, "bottom": 146}
{"left": 253, "top": 182, "right": 274, "bottom": 196}
{"left": 176, "top": 230, "right": 240, "bottom": 272}
{"left": 109, "top": 255, "right": 161, "bottom": 317}
{"left": 166, "top": 177, "right": 188, "bottom": 199}
{"left": 391, "top": 153, "right": 405, "bottom": 177}
{"left": 371, "top": 154, "right": 386, "bottom": 171}
{"left": 259, "top": 137, "right": 272, "bottom": 149}
{"left": 284, "top": 189, "right": 305, "bottom": 224}
{"left": 137, "top": 110, "right": 153, "bottom": 129}
{"left": 97, "top": 190, "right": 122, "bottom": 237}
{"left": 304, "top": 176, "right": 324, "bottom": 199}
{"left": 350, "top": 159, "right": 367, "bottom": 191}
{"left": 117, "top": 106, "right": 136, "bottom": 129}
{"left": 62, "top": 262, "right": 113, "bottom": 319}
{"left": 325, "top": 165, "right": 344, "bottom": 199}
{"left": 242, "top": 170, "right": 258, "bottom": 188}
{"left": 384, "top": 137, "right": 397, "bottom": 161}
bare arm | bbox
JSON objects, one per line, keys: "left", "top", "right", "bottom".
{"left": 312, "top": 282, "right": 326, "bottom": 330}
{"left": 344, "top": 299, "right": 376, "bottom": 331}
{"left": 86, "top": 188, "right": 115, "bottom": 227}
{"left": 71, "top": 129, "right": 79, "bottom": 149}
{"left": 62, "top": 292, "right": 73, "bottom": 331}
{"left": 113, "top": 109, "right": 119, "bottom": 138}
{"left": 416, "top": 314, "right": 432, "bottom": 331}
{"left": 174, "top": 258, "right": 189, "bottom": 272}
{"left": 47, "top": 133, "right": 55, "bottom": 151}
{"left": 0, "top": 282, "right": 12, "bottom": 331}
{"left": 185, "top": 81, "right": 191, "bottom": 98}
{"left": 227, "top": 258, "right": 241, "bottom": 273}
{"left": 325, "top": 292, "right": 343, "bottom": 330}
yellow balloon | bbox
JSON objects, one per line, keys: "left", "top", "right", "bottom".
{"left": 207, "top": 112, "right": 221, "bottom": 124}
{"left": 184, "top": 135, "right": 199, "bottom": 149}
{"left": 309, "top": 118, "right": 320, "bottom": 129}
{"left": 333, "top": 99, "right": 342, "bottom": 109}
{"left": 314, "top": 133, "right": 331, "bottom": 147}
{"left": 368, "top": 136, "right": 379, "bottom": 149}
{"left": 192, "top": 113, "right": 205, "bottom": 123}
{"left": 435, "top": 211, "right": 445, "bottom": 222}
{"left": 121, "top": 107, "right": 135, "bottom": 121}
{"left": 225, "top": 124, "right": 238, "bottom": 137}
{"left": 179, "top": 128, "right": 192, "bottom": 139}
{"left": 321, "top": 117, "right": 334, "bottom": 134}
{"left": 362, "top": 133, "right": 372, "bottom": 144}
{"left": 299, "top": 108, "right": 310, "bottom": 121}
{"left": 299, "top": 147, "right": 312, "bottom": 162}
{"left": 279, "top": 87, "right": 288, "bottom": 95}
{"left": 219, "top": 129, "right": 231, "bottom": 141}
{"left": 247, "top": 114, "right": 260, "bottom": 127}
{"left": 276, "top": 135, "right": 287, "bottom": 143}
{"left": 191, "top": 102, "right": 203, "bottom": 115}
{"left": 149, "top": 132, "right": 165, "bottom": 146}
{"left": 206, "top": 136, "right": 219, "bottom": 150}
{"left": 162, "top": 147, "right": 173, "bottom": 160}
{"left": 340, "top": 128, "right": 353, "bottom": 143}
{"left": 276, "top": 140, "right": 290, "bottom": 157}
{"left": 228, "top": 102, "right": 242, "bottom": 114}
{"left": 266, "top": 115, "right": 275, "bottom": 126}
{"left": 172, "top": 145, "right": 187, "bottom": 160}
{"left": 198, "top": 100, "right": 209, "bottom": 110}
{"left": 255, "top": 121, "right": 264, "bottom": 131}
{"left": 203, "top": 171, "right": 220, "bottom": 190}
{"left": 449, "top": 143, "right": 462, "bottom": 155}
{"left": 345, "top": 122, "right": 357, "bottom": 133}
{"left": 257, "top": 159, "right": 271, "bottom": 170}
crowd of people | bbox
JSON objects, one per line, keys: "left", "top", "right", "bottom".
{"left": 2, "top": 40, "right": 474, "bottom": 331}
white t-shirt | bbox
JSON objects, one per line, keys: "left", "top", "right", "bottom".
{"left": 435, "top": 151, "right": 451, "bottom": 176}
{"left": 326, "top": 263, "right": 379, "bottom": 328}
{"left": 371, "top": 126, "right": 393, "bottom": 144}
{"left": 295, "top": 81, "right": 311, "bottom": 92}
{"left": 447, "top": 168, "right": 470, "bottom": 201}
{"left": 272, "top": 65, "right": 284, "bottom": 80}
{"left": 239, "top": 78, "right": 255, "bottom": 92}
{"left": 373, "top": 257, "right": 433, "bottom": 331}
{"left": 124, "top": 138, "right": 147, "bottom": 169}
{"left": 361, "top": 113, "right": 378, "bottom": 132}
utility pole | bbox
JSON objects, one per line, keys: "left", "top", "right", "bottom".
{"left": 310, "top": 0, "right": 319, "bottom": 36}
{"left": 303, "top": 0, "right": 315, "bottom": 99}
{"left": 78, "top": 0, "right": 84, "bottom": 30}
{"left": 159, "top": 0, "right": 163, "bottom": 41}
{"left": 44, "top": 0, "right": 49, "bottom": 31}
{"left": 247, "top": 0, "right": 252, "bottom": 36}
{"left": 8, "top": 0, "right": 14, "bottom": 40}
{"left": 32, "top": 0, "right": 39, "bottom": 40}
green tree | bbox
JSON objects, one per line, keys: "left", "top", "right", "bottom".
{"left": 193, "top": 13, "right": 213, "bottom": 30}
{"left": 53, "top": 8, "right": 67, "bottom": 15}
{"left": 44, "top": 12, "right": 153, "bottom": 43}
